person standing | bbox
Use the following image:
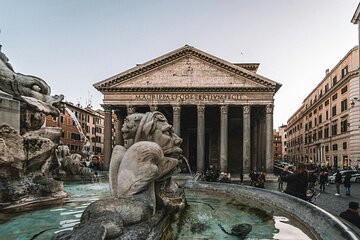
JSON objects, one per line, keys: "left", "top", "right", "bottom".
{"left": 249, "top": 169, "right": 257, "bottom": 186}
{"left": 319, "top": 171, "right": 326, "bottom": 192}
{"left": 256, "top": 171, "right": 266, "bottom": 188}
{"left": 344, "top": 172, "right": 352, "bottom": 196}
{"left": 281, "top": 163, "right": 309, "bottom": 201}
{"left": 340, "top": 202, "right": 360, "bottom": 228}
{"left": 335, "top": 170, "right": 342, "bottom": 196}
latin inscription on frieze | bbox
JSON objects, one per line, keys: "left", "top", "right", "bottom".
{"left": 134, "top": 93, "right": 246, "bottom": 103}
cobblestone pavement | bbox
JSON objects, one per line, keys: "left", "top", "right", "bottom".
{"left": 263, "top": 180, "right": 360, "bottom": 218}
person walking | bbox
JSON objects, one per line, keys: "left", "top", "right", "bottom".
{"left": 281, "top": 163, "right": 309, "bottom": 201}
{"left": 340, "top": 202, "right": 360, "bottom": 228}
{"left": 319, "top": 171, "right": 326, "bottom": 192}
{"left": 335, "top": 170, "right": 342, "bottom": 196}
{"left": 344, "top": 172, "right": 352, "bottom": 196}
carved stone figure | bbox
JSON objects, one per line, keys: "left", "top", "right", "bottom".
{"left": 55, "top": 145, "right": 94, "bottom": 178}
{"left": 0, "top": 49, "right": 67, "bottom": 206}
{"left": 0, "top": 49, "right": 64, "bottom": 133}
{"left": 55, "top": 111, "right": 185, "bottom": 239}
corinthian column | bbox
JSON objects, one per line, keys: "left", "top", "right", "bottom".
{"left": 243, "top": 105, "right": 251, "bottom": 174}
{"left": 114, "top": 108, "right": 124, "bottom": 146}
{"left": 102, "top": 104, "right": 113, "bottom": 171}
{"left": 265, "top": 104, "right": 274, "bottom": 173}
{"left": 220, "top": 105, "right": 228, "bottom": 172}
{"left": 173, "top": 105, "right": 181, "bottom": 136}
{"left": 197, "top": 105, "right": 205, "bottom": 174}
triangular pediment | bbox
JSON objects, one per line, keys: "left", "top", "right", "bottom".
{"left": 94, "top": 45, "right": 281, "bottom": 92}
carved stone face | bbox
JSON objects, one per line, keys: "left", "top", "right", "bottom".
{"left": 149, "top": 119, "right": 183, "bottom": 158}
{"left": 0, "top": 51, "right": 64, "bottom": 118}
{"left": 121, "top": 113, "right": 144, "bottom": 140}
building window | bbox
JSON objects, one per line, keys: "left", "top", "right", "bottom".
{"left": 343, "top": 142, "right": 347, "bottom": 150}
{"left": 331, "top": 123, "right": 337, "bottom": 136}
{"left": 332, "top": 106, "right": 337, "bottom": 117}
{"left": 332, "top": 76, "right": 337, "bottom": 86}
{"left": 325, "top": 99, "right": 329, "bottom": 106}
{"left": 332, "top": 144, "right": 338, "bottom": 151}
{"left": 324, "top": 126, "right": 329, "bottom": 138}
{"left": 319, "top": 104, "right": 323, "bottom": 110}
{"left": 325, "top": 145, "right": 329, "bottom": 152}
{"left": 341, "top": 66, "right": 348, "bottom": 78}
{"left": 326, "top": 110, "right": 329, "bottom": 120}
{"left": 341, "top": 119, "right": 348, "bottom": 133}
{"left": 318, "top": 129, "right": 323, "bottom": 139}
{"left": 70, "top": 133, "right": 81, "bottom": 140}
{"left": 341, "top": 99, "right": 347, "bottom": 112}
{"left": 341, "top": 85, "right": 348, "bottom": 94}
{"left": 319, "top": 114, "right": 322, "bottom": 123}
{"left": 332, "top": 93, "right": 337, "bottom": 101}
{"left": 325, "top": 84, "right": 329, "bottom": 93}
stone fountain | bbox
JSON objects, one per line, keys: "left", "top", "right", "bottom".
{"left": 54, "top": 111, "right": 186, "bottom": 239}
{"left": 0, "top": 48, "right": 91, "bottom": 210}
{"left": 52, "top": 110, "right": 360, "bottom": 240}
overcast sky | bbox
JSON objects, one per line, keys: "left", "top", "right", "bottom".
{"left": 0, "top": 0, "right": 359, "bottom": 128}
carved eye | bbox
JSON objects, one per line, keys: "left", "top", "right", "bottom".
{"left": 32, "top": 85, "right": 41, "bottom": 92}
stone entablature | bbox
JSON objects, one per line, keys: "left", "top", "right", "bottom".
{"left": 103, "top": 92, "right": 274, "bottom": 106}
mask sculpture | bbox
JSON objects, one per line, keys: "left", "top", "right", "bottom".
{"left": 55, "top": 111, "right": 186, "bottom": 240}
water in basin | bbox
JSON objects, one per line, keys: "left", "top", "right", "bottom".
{"left": 0, "top": 182, "right": 315, "bottom": 240}
{"left": 0, "top": 182, "right": 110, "bottom": 240}
{"left": 169, "top": 189, "right": 315, "bottom": 240}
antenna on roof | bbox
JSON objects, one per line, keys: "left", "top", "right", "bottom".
{"left": 86, "top": 92, "right": 93, "bottom": 108}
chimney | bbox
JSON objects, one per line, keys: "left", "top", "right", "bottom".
{"left": 325, "top": 69, "right": 329, "bottom": 75}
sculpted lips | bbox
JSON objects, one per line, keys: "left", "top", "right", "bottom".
{"left": 163, "top": 147, "right": 183, "bottom": 157}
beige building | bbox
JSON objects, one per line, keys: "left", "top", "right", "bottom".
{"left": 46, "top": 102, "right": 106, "bottom": 159}
{"left": 94, "top": 45, "right": 281, "bottom": 172}
{"left": 278, "top": 124, "right": 287, "bottom": 161}
{"left": 286, "top": 46, "right": 359, "bottom": 168}
{"left": 273, "top": 129, "right": 282, "bottom": 160}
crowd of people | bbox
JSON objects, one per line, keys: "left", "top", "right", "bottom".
{"left": 200, "top": 162, "right": 360, "bottom": 229}
{"left": 277, "top": 162, "right": 360, "bottom": 228}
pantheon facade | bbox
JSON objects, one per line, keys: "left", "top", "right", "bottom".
{"left": 94, "top": 45, "right": 281, "bottom": 174}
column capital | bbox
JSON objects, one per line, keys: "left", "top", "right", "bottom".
{"left": 149, "top": 105, "right": 158, "bottom": 112}
{"left": 101, "top": 104, "right": 112, "bottom": 113}
{"left": 265, "top": 104, "right": 274, "bottom": 114}
{"left": 197, "top": 105, "right": 205, "bottom": 114}
{"left": 113, "top": 107, "right": 123, "bottom": 117}
{"left": 172, "top": 105, "right": 181, "bottom": 114}
{"left": 220, "top": 105, "right": 228, "bottom": 114}
{"left": 127, "top": 105, "right": 136, "bottom": 114}
{"left": 243, "top": 105, "right": 251, "bottom": 114}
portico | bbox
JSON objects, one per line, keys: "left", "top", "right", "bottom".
{"left": 94, "top": 45, "right": 281, "bottom": 173}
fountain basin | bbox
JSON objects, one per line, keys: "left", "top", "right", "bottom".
{"left": 182, "top": 181, "right": 360, "bottom": 240}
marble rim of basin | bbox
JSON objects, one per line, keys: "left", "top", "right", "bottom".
{"left": 183, "top": 181, "right": 360, "bottom": 240}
